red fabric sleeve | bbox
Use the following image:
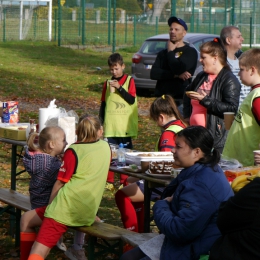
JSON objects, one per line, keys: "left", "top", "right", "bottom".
{"left": 127, "top": 77, "right": 136, "bottom": 97}
{"left": 158, "top": 131, "right": 176, "bottom": 151}
{"left": 252, "top": 96, "right": 260, "bottom": 126}
{"left": 57, "top": 149, "right": 77, "bottom": 183}
{"left": 101, "top": 81, "right": 107, "bottom": 101}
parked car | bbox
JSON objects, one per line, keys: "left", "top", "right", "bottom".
{"left": 131, "top": 33, "right": 219, "bottom": 95}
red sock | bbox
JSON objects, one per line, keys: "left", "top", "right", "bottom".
{"left": 120, "top": 174, "right": 129, "bottom": 185}
{"left": 133, "top": 202, "right": 144, "bottom": 233}
{"left": 107, "top": 170, "right": 114, "bottom": 183}
{"left": 20, "top": 232, "right": 37, "bottom": 260}
{"left": 122, "top": 178, "right": 129, "bottom": 187}
{"left": 115, "top": 190, "right": 138, "bottom": 232}
{"left": 28, "top": 254, "right": 44, "bottom": 260}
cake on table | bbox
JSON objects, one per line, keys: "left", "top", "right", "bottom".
{"left": 149, "top": 161, "right": 176, "bottom": 175}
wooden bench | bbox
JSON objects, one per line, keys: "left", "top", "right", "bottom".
{"left": 0, "top": 188, "right": 159, "bottom": 259}
{"left": 0, "top": 188, "right": 31, "bottom": 246}
{"left": 121, "top": 232, "right": 158, "bottom": 247}
{"left": 75, "top": 222, "right": 135, "bottom": 259}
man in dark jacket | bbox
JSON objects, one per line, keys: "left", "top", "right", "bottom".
{"left": 150, "top": 16, "right": 198, "bottom": 106}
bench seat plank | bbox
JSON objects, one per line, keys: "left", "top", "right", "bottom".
{"left": 75, "top": 222, "right": 134, "bottom": 240}
{"left": 121, "top": 233, "right": 158, "bottom": 247}
{"left": 0, "top": 188, "right": 30, "bottom": 211}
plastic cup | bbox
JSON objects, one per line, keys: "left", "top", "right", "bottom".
{"left": 141, "top": 160, "right": 150, "bottom": 173}
{"left": 224, "top": 112, "right": 235, "bottom": 130}
{"left": 110, "top": 86, "right": 115, "bottom": 93}
{"left": 170, "top": 168, "right": 183, "bottom": 179}
{"left": 253, "top": 150, "right": 260, "bottom": 166}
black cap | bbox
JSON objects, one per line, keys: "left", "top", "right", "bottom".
{"left": 168, "top": 16, "right": 188, "bottom": 31}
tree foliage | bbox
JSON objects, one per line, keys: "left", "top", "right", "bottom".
{"left": 82, "top": 0, "right": 142, "bottom": 13}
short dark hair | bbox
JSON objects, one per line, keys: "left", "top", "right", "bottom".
{"left": 108, "top": 53, "right": 124, "bottom": 67}
{"left": 239, "top": 48, "right": 260, "bottom": 73}
{"left": 176, "top": 126, "right": 221, "bottom": 169}
{"left": 220, "top": 26, "right": 240, "bottom": 46}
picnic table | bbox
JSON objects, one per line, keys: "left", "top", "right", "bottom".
{"left": 0, "top": 138, "right": 26, "bottom": 190}
{"left": 109, "top": 166, "right": 171, "bottom": 232}
{"left": 0, "top": 138, "right": 171, "bottom": 234}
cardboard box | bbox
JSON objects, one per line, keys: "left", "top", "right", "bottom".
{"left": 2, "top": 101, "right": 19, "bottom": 123}
{"left": 0, "top": 125, "right": 28, "bottom": 140}
{"left": 0, "top": 101, "right": 3, "bottom": 117}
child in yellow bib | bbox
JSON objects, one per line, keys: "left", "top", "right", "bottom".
{"left": 20, "top": 115, "right": 111, "bottom": 260}
{"left": 100, "top": 53, "right": 138, "bottom": 185}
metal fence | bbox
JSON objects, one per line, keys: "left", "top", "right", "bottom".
{"left": 0, "top": 0, "right": 260, "bottom": 50}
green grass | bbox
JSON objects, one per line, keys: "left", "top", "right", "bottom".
{"left": 0, "top": 41, "right": 160, "bottom": 259}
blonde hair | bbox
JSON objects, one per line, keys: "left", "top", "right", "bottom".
{"left": 239, "top": 48, "right": 260, "bottom": 73}
{"left": 27, "top": 126, "right": 64, "bottom": 154}
{"left": 77, "top": 115, "right": 102, "bottom": 142}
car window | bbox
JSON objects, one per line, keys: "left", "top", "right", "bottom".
{"left": 192, "top": 36, "right": 218, "bottom": 52}
{"left": 192, "top": 40, "right": 204, "bottom": 51}
{"left": 141, "top": 40, "right": 167, "bottom": 54}
{"left": 203, "top": 37, "right": 217, "bottom": 43}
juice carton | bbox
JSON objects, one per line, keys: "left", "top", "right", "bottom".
{"left": 3, "top": 101, "right": 19, "bottom": 123}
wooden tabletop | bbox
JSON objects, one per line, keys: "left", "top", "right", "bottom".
{"left": 109, "top": 166, "right": 171, "bottom": 187}
{"left": 0, "top": 137, "right": 26, "bottom": 146}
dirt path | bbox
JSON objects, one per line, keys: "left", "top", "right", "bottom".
{"left": 17, "top": 97, "right": 150, "bottom": 117}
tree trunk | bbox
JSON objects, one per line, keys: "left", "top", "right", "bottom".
{"left": 151, "top": 0, "right": 170, "bottom": 24}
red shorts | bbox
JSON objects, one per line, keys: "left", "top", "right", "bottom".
{"left": 35, "top": 206, "right": 47, "bottom": 220}
{"left": 36, "top": 217, "right": 68, "bottom": 248}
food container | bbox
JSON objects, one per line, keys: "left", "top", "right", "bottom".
{"left": 0, "top": 123, "right": 29, "bottom": 140}
{"left": 224, "top": 166, "right": 260, "bottom": 178}
{"left": 141, "top": 160, "right": 150, "bottom": 172}
{"left": 2, "top": 101, "right": 19, "bottom": 123}
{"left": 125, "top": 152, "right": 173, "bottom": 166}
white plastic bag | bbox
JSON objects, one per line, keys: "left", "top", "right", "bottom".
{"left": 45, "top": 107, "right": 79, "bottom": 148}
{"left": 219, "top": 155, "right": 243, "bottom": 170}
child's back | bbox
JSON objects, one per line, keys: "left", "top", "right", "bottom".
{"left": 23, "top": 149, "right": 62, "bottom": 209}
{"left": 223, "top": 48, "right": 260, "bottom": 166}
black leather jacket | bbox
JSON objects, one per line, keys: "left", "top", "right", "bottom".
{"left": 183, "top": 67, "right": 241, "bottom": 151}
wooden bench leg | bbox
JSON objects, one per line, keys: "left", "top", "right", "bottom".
{"left": 0, "top": 206, "right": 22, "bottom": 247}
{"left": 118, "top": 239, "right": 123, "bottom": 257}
{"left": 15, "top": 209, "right": 21, "bottom": 247}
{"left": 87, "top": 236, "right": 96, "bottom": 260}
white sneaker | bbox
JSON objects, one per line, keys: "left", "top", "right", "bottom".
{"left": 56, "top": 240, "right": 67, "bottom": 251}
{"left": 65, "top": 247, "right": 87, "bottom": 260}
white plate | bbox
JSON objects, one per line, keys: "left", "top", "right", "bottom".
{"left": 145, "top": 170, "right": 171, "bottom": 179}
{"left": 125, "top": 152, "right": 173, "bottom": 166}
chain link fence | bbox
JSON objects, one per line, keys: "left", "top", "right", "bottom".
{"left": 0, "top": 0, "right": 259, "bottom": 50}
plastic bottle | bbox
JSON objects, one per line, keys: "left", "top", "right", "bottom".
{"left": 117, "top": 143, "right": 126, "bottom": 167}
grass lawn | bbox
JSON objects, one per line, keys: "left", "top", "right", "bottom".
{"left": 0, "top": 41, "right": 161, "bottom": 259}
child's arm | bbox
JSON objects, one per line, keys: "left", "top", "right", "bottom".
{"left": 99, "top": 81, "right": 107, "bottom": 121}
{"left": 99, "top": 101, "right": 106, "bottom": 122}
{"left": 48, "top": 149, "right": 76, "bottom": 204}
{"left": 117, "top": 87, "right": 135, "bottom": 104}
{"left": 116, "top": 77, "right": 136, "bottom": 105}
{"left": 48, "top": 180, "right": 65, "bottom": 204}
{"left": 252, "top": 96, "right": 260, "bottom": 125}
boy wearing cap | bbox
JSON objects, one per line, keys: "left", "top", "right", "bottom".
{"left": 151, "top": 16, "right": 198, "bottom": 107}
